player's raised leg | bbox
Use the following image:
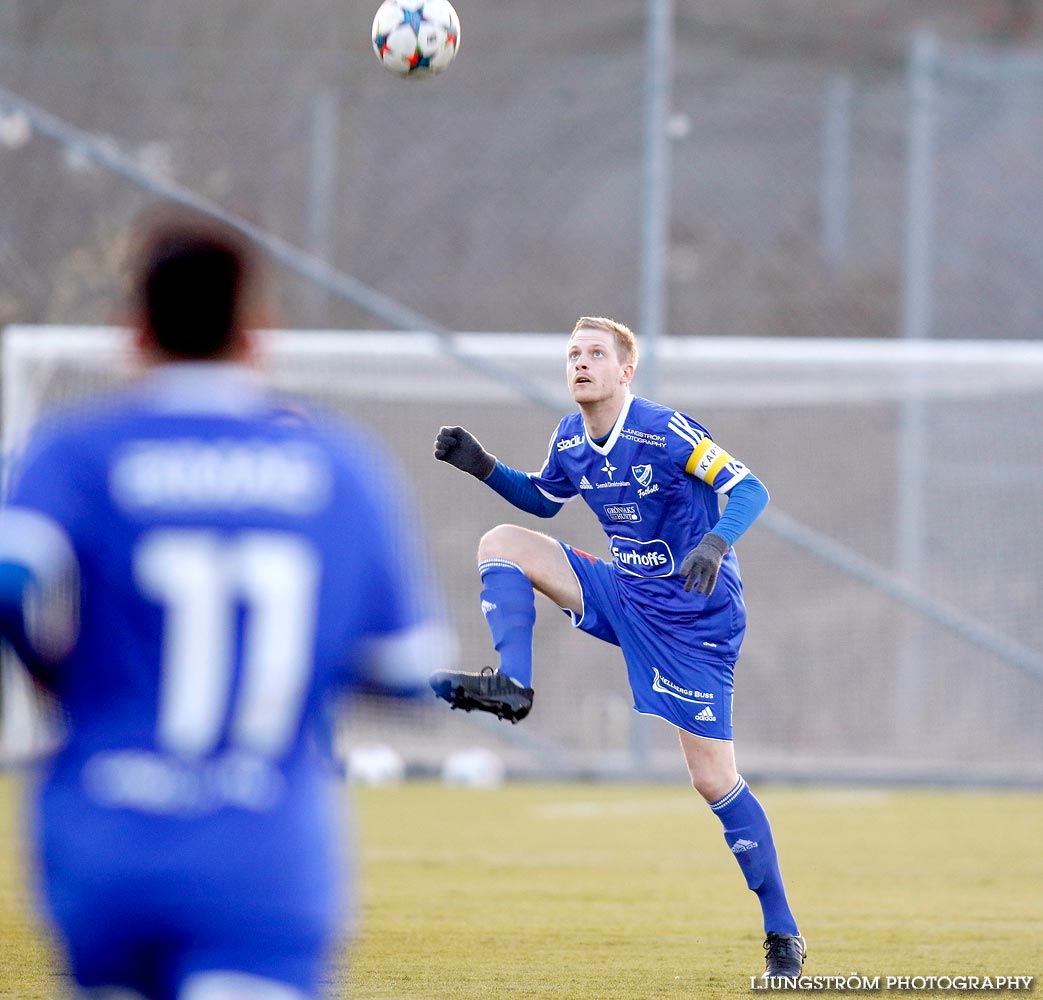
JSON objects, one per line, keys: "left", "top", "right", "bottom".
{"left": 678, "top": 730, "right": 806, "bottom": 979}
{"left": 430, "top": 524, "right": 580, "bottom": 723}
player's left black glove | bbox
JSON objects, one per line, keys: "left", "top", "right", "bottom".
{"left": 679, "top": 532, "right": 729, "bottom": 596}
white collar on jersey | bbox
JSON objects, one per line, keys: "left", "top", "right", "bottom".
{"left": 137, "top": 361, "right": 269, "bottom": 415}
{"left": 583, "top": 390, "right": 634, "bottom": 455}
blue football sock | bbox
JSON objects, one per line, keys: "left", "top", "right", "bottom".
{"left": 710, "top": 777, "right": 799, "bottom": 936}
{"left": 478, "top": 559, "right": 536, "bottom": 687}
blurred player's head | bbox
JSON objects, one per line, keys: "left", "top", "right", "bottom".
{"left": 570, "top": 316, "right": 639, "bottom": 367}
{"left": 133, "top": 215, "right": 260, "bottom": 361}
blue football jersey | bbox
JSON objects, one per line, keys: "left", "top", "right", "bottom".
{"left": 0, "top": 363, "right": 447, "bottom": 938}
{"left": 529, "top": 393, "right": 749, "bottom": 654}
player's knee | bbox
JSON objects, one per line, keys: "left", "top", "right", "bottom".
{"left": 687, "top": 763, "right": 739, "bottom": 804}
{"left": 477, "top": 523, "right": 529, "bottom": 564}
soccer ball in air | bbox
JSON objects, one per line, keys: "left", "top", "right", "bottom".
{"left": 371, "top": 0, "right": 461, "bottom": 77}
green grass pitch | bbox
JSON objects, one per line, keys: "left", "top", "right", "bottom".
{"left": 1, "top": 775, "right": 1040, "bottom": 998}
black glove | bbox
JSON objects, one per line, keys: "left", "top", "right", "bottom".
{"left": 434, "top": 426, "right": 496, "bottom": 481}
{"left": 679, "top": 532, "right": 729, "bottom": 596}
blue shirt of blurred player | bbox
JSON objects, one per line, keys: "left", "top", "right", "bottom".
{"left": 0, "top": 218, "right": 451, "bottom": 1000}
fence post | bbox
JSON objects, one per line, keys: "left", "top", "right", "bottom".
{"left": 821, "top": 73, "right": 854, "bottom": 264}
{"left": 307, "top": 89, "right": 338, "bottom": 320}
{"left": 895, "top": 30, "right": 939, "bottom": 733}
{"left": 902, "top": 30, "right": 938, "bottom": 345}
{"left": 639, "top": 0, "right": 674, "bottom": 402}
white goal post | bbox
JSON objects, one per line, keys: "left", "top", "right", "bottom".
{"left": 3, "top": 325, "right": 1043, "bottom": 783}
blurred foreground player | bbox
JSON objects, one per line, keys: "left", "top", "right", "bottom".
{"left": 0, "top": 216, "right": 451, "bottom": 999}
{"left": 430, "top": 316, "right": 805, "bottom": 979}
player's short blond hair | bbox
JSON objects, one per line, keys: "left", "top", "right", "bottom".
{"left": 570, "top": 316, "right": 639, "bottom": 367}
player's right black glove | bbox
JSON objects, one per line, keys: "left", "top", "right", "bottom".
{"left": 434, "top": 426, "right": 497, "bottom": 481}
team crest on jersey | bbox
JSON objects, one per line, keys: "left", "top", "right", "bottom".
{"left": 632, "top": 464, "right": 653, "bottom": 488}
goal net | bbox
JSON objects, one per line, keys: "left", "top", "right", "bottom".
{"left": 3, "top": 326, "right": 1042, "bottom": 785}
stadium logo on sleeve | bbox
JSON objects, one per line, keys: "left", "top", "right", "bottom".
{"left": 609, "top": 536, "right": 674, "bottom": 577}
{"left": 557, "top": 433, "right": 584, "bottom": 451}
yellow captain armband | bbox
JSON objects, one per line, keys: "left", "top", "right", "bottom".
{"left": 684, "top": 437, "right": 734, "bottom": 486}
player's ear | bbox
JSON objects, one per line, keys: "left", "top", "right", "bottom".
{"left": 620, "top": 362, "right": 635, "bottom": 385}
{"left": 131, "top": 320, "right": 159, "bottom": 364}
{"left": 229, "top": 326, "right": 259, "bottom": 365}
{"left": 237, "top": 284, "right": 276, "bottom": 362}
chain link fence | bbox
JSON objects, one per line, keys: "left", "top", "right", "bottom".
{"left": 0, "top": 8, "right": 1041, "bottom": 340}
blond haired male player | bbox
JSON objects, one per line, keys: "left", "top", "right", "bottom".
{"left": 430, "top": 317, "right": 805, "bottom": 980}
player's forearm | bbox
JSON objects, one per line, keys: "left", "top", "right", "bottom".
{"left": 712, "top": 473, "right": 769, "bottom": 546}
{"left": 485, "top": 461, "right": 562, "bottom": 517}
{"left": 356, "top": 619, "right": 456, "bottom": 698}
{"left": 0, "top": 507, "right": 80, "bottom": 680}
{"left": 0, "top": 563, "right": 62, "bottom": 690}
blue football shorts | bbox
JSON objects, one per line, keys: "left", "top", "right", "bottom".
{"left": 559, "top": 542, "right": 739, "bottom": 741}
{"left": 46, "top": 883, "right": 333, "bottom": 1000}
{"left": 38, "top": 805, "right": 340, "bottom": 1000}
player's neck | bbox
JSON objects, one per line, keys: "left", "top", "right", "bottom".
{"left": 579, "top": 392, "right": 628, "bottom": 440}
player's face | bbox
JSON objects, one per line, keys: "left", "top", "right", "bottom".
{"left": 566, "top": 330, "right": 631, "bottom": 404}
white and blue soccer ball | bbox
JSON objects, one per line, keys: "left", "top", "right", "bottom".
{"left": 371, "top": 0, "right": 461, "bottom": 77}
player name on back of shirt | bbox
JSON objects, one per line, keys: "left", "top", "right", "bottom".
{"left": 109, "top": 438, "right": 332, "bottom": 514}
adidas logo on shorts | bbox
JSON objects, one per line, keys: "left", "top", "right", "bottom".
{"left": 694, "top": 706, "right": 717, "bottom": 722}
